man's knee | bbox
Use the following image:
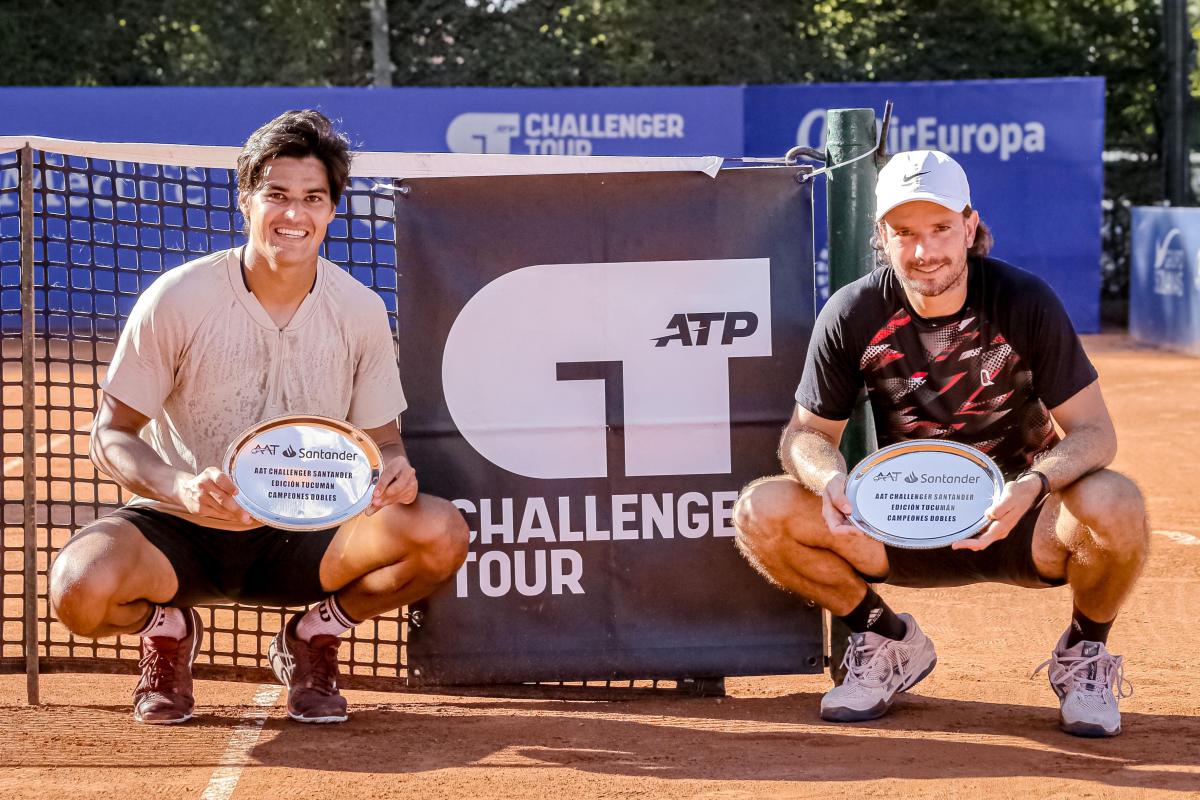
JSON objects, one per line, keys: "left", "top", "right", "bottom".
{"left": 1063, "top": 469, "right": 1149, "bottom": 562}
{"left": 50, "top": 553, "right": 120, "bottom": 637}
{"left": 378, "top": 497, "right": 470, "bottom": 584}
{"left": 733, "top": 477, "right": 812, "bottom": 558}
{"left": 49, "top": 518, "right": 171, "bottom": 636}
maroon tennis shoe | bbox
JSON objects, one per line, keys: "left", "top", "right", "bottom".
{"left": 268, "top": 612, "right": 349, "bottom": 723}
{"left": 133, "top": 607, "right": 203, "bottom": 724}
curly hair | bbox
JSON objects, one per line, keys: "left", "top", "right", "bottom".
{"left": 236, "top": 110, "right": 352, "bottom": 206}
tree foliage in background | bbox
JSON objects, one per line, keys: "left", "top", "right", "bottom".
{"left": 0, "top": 0, "right": 1168, "bottom": 155}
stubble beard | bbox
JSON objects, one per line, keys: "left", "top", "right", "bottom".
{"left": 890, "top": 252, "right": 969, "bottom": 298}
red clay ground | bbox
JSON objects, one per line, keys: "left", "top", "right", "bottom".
{"left": 2, "top": 333, "right": 1198, "bottom": 799}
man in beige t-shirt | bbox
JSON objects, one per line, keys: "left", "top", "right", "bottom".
{"left": 49, "top": 110, "right": 469, "bottom": 725}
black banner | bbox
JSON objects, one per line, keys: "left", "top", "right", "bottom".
{"left": 397, "top": 167, "right": 821, "bottom": 684}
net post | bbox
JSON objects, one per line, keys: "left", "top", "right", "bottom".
{"left": 19, "top": 145, "right": 40, "bottom": 705}
{"left": 824, "top": 109, "right": 881, "bottom": 682}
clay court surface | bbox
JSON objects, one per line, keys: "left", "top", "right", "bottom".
{"left": 1, "top": 333, "right": 1198, "bottom": 799}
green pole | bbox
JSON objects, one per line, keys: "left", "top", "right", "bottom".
{"left": 824, "top": 108, "right": 880, "bottom": 681}
{"left": 826, "top": 108, "right": 879, "bottom": 464}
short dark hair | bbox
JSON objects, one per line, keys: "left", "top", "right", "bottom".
{"left": 236, "top": 110, "right": 352, "bottom": 206}
{"left": 872, "top": 205, "right": 993, "bottom": 266}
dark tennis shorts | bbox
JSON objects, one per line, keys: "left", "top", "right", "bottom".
{"left": 865, "top": 502, "right": 1065, "bottom": 589}
{"left": 65, "top": 506, "right": 339, "bottom": 608}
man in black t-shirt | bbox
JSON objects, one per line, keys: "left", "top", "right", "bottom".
{"left": 733, "top": 150, "right": 1146, "bottom": 737}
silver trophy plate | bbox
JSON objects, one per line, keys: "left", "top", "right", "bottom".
{"left": 844, "top": 440, "right": 1004, "bottom": 549}
{"left": 223, "top": 415, "right": 383, "bottom": 531}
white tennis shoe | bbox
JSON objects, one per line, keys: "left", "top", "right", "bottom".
{"left": 820, "top": 613, "right": 938, "bottom": 722}
{"left": 1033, "top": 630, "right": 1131, "bottom": 737}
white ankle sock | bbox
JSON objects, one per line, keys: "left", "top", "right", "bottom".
{"left": 295, "top": 597, "right": 357, "bottom": 642}
{"left": 137, "top": 605, "right": 187, "bottom": 639}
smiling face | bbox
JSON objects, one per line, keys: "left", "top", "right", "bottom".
{"left": 879, "top": 200, "right": 979, "bottom": 300}
{"left": 239, "top": 155, "right": 336, "bottom": 268}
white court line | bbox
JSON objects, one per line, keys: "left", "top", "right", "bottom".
{"left": 1154, "top": 529, "right": 1200, "bottom": 546}
{"left": 200, "top": 684, "right": 282, "bottom": 800}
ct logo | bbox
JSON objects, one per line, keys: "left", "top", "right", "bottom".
{"left": 446, "top": 113, "right": 520, "bottom": 154}
{"left": 442, "top": 259, "right": 772, "bottom": 479}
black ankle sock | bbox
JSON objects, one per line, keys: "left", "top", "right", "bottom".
{"left": 1066, "top": 606, "right": 1114, "bottom": 647}
{"left": 837, "top": 587, "right": 907, "bottom": 641}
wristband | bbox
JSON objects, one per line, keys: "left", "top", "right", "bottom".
{"left": 1016, "top": 468, "right": 1051, "bottom": 508}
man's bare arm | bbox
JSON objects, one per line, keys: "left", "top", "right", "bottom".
{"left": 954, "top": 380, "right": 1116, "bottom": 551}
{"left": 778, "top": 405, "right": 850, "bottom": 493}
{"left": 778, "top": 405, "right": 862, "bottom": 537}
{"left": 1029, "top": 381, "right": 1117, "bottom": 491}
{"left": 362, "top": 420, "right": 407, "bottom": 462}
{"left": 361, "top": 420, "right": 418, "bottom": 511}
{"left": 91, "top": 393, "right": 187, "bottom": 503}
{"left": 90, "top": 392, "right": 251, "bottom": 523}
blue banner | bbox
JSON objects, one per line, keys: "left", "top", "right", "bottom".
{"left": 745, "top": 78, "right": 1104, "bottom": 333}
{"left": 1130, "top": 207, "right": 1200, "bottom": 355}
{"left": 2, "top": 86, "right": 742, "bottom": 156}
{"left": 3, "top": 79, "right": 1103, "bottom": 330}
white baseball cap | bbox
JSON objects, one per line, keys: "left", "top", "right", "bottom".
{"left": 875, "top": 150, "right": 971, "bottom": 221}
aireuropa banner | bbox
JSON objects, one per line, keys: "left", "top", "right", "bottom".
{"left": 396, "top": 168, "right": 821, "bottom": 684}
{"left": 1130, "top": 207, "right": 1200, "bottom": 355}
{"left": 745, "top": 78, "right": 1105, "bottom": 333}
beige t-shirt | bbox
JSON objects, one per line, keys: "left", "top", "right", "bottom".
{"left": 101, "top": 248, "right": 407, "bottom": 530}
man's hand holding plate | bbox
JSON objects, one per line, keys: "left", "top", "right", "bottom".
{"left": 176, "top": 466, "right": 254, "bottom": 525}
{"left": 365, "top": 455, "right": 418, "bottom": 515}
{"left": 952, "top": 473, "right": 1045, "bottom": 551}
{"left": 822, "top": 473, "right": 866, "bottom": 537}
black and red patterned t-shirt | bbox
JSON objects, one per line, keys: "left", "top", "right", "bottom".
{"left": 794, "top": 257, "right": 1097, "bottom": 479}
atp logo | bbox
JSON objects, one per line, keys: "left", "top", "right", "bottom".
{"left": 446, "top": 113, "right": 521, "bottom": 154}
{"left": 653, "top": 312, "right": 758, "bottom": 347}
{"left": 442, "top": 259, "right": 772, "bottom": 479}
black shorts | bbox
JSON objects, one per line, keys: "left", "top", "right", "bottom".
{"left": 867, "top": 503, "right": 1065, "bottom": 589}
{"left": 66, "top": 506, "right": 339, "bottom": 608}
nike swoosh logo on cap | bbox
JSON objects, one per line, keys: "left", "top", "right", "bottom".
{"left": 903, "top": 170, "right": 931, "bottom": 182}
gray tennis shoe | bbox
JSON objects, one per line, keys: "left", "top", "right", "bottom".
{"left": 820, "top": 613, "right": 938, "bottom": 722}
{"left": 1033, "top": 630, "right": 1131, "bottom": 737}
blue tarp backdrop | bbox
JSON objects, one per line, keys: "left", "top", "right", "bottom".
{"left": 3, "top": 78, "right": 1104, "bottom": 331}
{"left": 1130, "top": 207, "right": 1200, "bottom": 355}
